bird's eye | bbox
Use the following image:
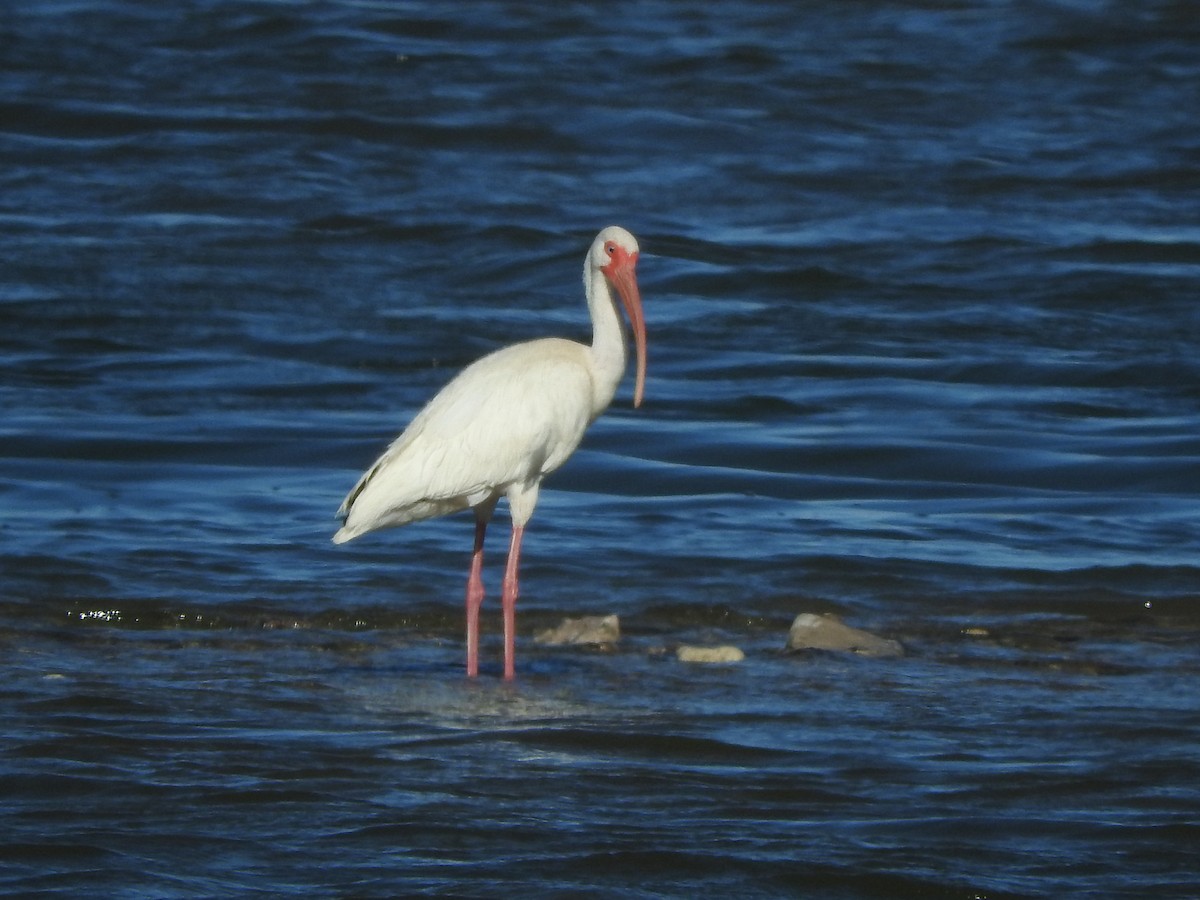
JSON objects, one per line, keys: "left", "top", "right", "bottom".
{"left": 605, "top": 242, "right": 616, "bottom": 256}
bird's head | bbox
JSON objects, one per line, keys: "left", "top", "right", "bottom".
{"left": 592, "top": 226, "right": 645, "bottom": 408}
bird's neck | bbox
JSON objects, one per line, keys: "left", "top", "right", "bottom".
{"left": 585, "top": 264, "right": 627, "bottom": 418}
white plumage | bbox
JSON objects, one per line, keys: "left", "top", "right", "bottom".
{"left": 333, "top": 226, "right": 646, "bottom": 680}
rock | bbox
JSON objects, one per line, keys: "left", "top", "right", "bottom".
{"left": 533, "top": 614, "right": 620, "bottom": 646}
{"left": 676, "top": 644, "right": 745, "bottom": 664}
{"left": 786, "top": 613, "right": 904, "bottom": 658}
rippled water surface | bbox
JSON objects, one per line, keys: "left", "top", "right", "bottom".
{"left": 3, "top": 2, "right": 1199, "bottom": 897}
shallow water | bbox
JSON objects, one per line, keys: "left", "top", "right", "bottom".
{"left": 2, "top": 1, "right": 1199, "bottom": 897}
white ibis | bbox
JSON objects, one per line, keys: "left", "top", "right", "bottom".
{"left": 333, "top": 226, "right": 646, "bottom": 680}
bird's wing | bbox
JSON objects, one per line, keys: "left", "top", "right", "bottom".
{"left": 336, "top": 338, "right": 593, "bottom": 534}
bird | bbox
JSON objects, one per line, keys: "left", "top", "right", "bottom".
{"left": 333, "top": 226, "right": 646, "bottom": 681}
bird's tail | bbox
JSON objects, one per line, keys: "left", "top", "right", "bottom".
{"left": 331, "top": 522, "right": 360, "bottom": 544}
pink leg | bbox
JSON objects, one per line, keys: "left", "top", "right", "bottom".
{"left": 465, "top": 517, "right": 487, "bottom": 678}
{"left": 500, "top": 524, "right": 525, "bottom": 682}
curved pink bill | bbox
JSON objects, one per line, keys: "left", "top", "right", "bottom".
{"left": 606, "top": 252, "right": 646, "bottom": 407}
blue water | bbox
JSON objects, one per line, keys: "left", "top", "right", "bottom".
{"left": 2, "top": 2, "right": 1199, "bottom": 897}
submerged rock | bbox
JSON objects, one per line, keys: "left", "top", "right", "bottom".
{"left": 786, "top": 613, "right": 904, "bottom": 658}
{"left": 676, "top": 644, "right": 745, "bottom": 664}
{"left": 533, "top": 614, "right": 620, "bottom": 646}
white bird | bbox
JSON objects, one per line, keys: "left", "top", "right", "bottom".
{"left": 333, "top": 226, "right": 646, "bottom": 680}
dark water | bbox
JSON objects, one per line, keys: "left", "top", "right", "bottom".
{"left": 3, "top": 1, "right": 1199, "bottom": 896}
